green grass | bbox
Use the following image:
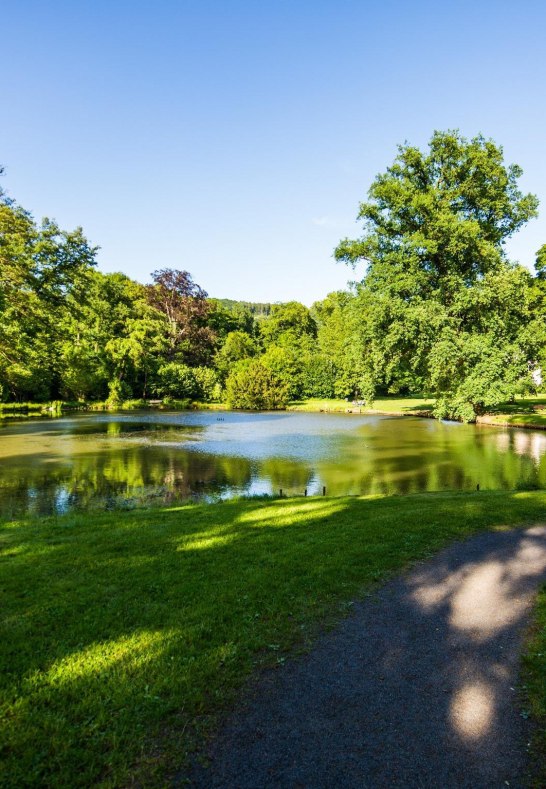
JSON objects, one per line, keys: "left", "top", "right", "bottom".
{"left": 289, "top": 394, "right": 546, "bottom": 430}
{"left": 0, "top": 401, "right": 65, "bottom": 417}
{"left": 286, "top": 398, "right": 352, "bottom": 411}
{"left": 287, "top": 396, "right": 434, "bottom": 413}
{"left": 522, "top": 587, "right": 546, "bottom": 787}
{"left": 2, "top": 491, "right": 546, "bottom": 786}
{"left": 366, "top": 395, "right": 434, "bottom": 413}
{"left": 478, "top": 397, "right": 546, "bottom": 429}
{"left": 479, "top": 412, "right": 546, "bottom": 429}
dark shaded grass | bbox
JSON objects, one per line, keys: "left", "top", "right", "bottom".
{"left": 1, "top": 490, "right": 546, "bottom": 786}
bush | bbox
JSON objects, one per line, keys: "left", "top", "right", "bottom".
{"left": 106, "top": 379, "right": 132, "bottom": 409}
{"left": 121, "top": 399, "right": 148, "bottom": 410}
{"left": 160, "top": 397, "right": 191, "bottom": 410}
{"left": 193, "top": 367, "right": 219, "bottom": 401}
{"left": 301, "top": 355, "right": 337, "bottom": 398}
{"left": 225, "top": 360, "right": 289, "bottom": 410}
{"left": 153, "top": 363, "right": 200, "bottom": 400}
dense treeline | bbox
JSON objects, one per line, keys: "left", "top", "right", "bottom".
{"left": 2, "top": 131, "right": 546, "bottom": 420}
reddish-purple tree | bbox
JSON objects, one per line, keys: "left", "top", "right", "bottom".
{"left": 147, "top": 269, "right": 216, "bottom": 365}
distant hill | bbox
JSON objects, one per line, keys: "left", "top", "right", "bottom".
{"left": 211, "top": 298, "right": 282, "bottom": 318}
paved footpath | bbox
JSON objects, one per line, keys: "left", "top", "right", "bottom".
{"left": 188, "top": 525, "right": 546, "bottom": 788}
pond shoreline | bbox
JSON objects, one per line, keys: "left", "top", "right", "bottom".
{"left": 3, "top": 397, "right": 546, "bottom": 432}
{"left": 287, "top": 400, "right": 546, "bottom": 432}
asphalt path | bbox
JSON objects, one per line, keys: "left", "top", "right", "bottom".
{"left": 188, "top": 525, "right": 546, "bottom": 788}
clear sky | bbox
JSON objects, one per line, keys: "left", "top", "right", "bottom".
{"left": 2, "top": 0, "right": 546, "bottom": 305}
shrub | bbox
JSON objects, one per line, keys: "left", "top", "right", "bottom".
{"left": 193, "top": 367, "right": 219, "bottom": 401}
{"left": 225, "top": 360, "right": 289, "bottom": 410}
{"left": 153, "top": 363, "right": 200, "bottom": 400}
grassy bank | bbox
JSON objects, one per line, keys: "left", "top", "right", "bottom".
{"left": 0, "top": 398, "right": 194, "bottom": 418}
{"left": 478, "top": 396, "right": 546, "bottom": 430}
{"left": 2, "top": 491, "right": 546, "bottom": 786}
{"left": 287, "top": 395, "right": 434, "bottom": 414}
{"left": 0, "top": 401, "right": 66, "bottom": 417}
{"left": 289, "top": 395, "right": 546, "bottom": 431}
{"left": 4, "top": 394, "right": 546, "bottom": 429}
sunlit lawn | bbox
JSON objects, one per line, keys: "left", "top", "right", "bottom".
{"left": 478, "top": 396, "right": 546, "bottom": 429}
{"left": 2, "top": 491, "right": 546, "bottom": 786}
{"left": 287, "top": 396, "right": 434, "bottom": 413}
{"left": 290, "top": 395, "right": 546, "bottom": 431}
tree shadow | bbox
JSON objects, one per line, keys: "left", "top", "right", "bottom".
{"left": 188, "top": 525, "right": 546, "bottom": 788}
{"left": 3, "top": 494, "right": 546, "bottom": 786}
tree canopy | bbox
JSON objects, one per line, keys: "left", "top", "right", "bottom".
{"left": 335, "top": 131, "right": 540, "bottom": 419}
{"left": 1, "top": 134, "right": 545, "bottom": 420}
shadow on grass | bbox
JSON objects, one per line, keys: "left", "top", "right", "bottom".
{"left": 2, "top": 491, "right": 546, "bottom": 786}
{"left": 188, "top": 525, "right": 546, "bottom": 787}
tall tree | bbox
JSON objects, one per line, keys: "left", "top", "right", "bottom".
{"left": 58, "top": 271, "right": 167, "bottom": 401}
{"left": 335, "top": 131, "right": 539, "bottom": 420}
{"left": 0, "top": 170, "right": 97, "bottom": 400}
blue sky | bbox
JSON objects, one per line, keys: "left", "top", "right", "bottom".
{"left": 2, "top": 1, "right": 546, "bottom": 304}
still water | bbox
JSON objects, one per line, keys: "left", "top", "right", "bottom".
{"left": 1, "top": 410, "right": 545, "bottom": 517}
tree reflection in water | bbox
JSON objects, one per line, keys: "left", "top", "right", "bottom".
{"left": 0, "top": 411, "right": 545, "bottom": 517}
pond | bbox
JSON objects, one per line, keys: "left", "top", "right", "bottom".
{"left": 1, "top": 410, "right": 546, "bottom": 518}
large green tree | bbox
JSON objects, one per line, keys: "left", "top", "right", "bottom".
{"left": 335, "top": 131, "right": 539, "bottom": 420}
{"left": 58, "top": 271, "right": 167, "bottom": 402}
{"left": 0, "top": 170, "right": 97, "bottom": 400}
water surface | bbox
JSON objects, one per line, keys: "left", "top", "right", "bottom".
{"left": 1, "top": 410, "right": 545, "bottom": 517}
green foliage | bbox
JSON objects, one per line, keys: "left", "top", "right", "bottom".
{"left": 160, "top": 397, "right": 192, "bottom": 410}
{"left": 225, "top": 359, "right": 289, "bottom": 409}
{"left": 0, "top": 179, "right": 98, "bottom": 401}
{"left": 335, "top": 130, "right": 539, "bottom": 418}
{"left": 106, "top": 378, "right": 132, "bottom": 408}
{"left": 192, "top": 366, "right": 219, "bottom": 401}
{"left": 213, "top": 297, "right": 275, "bottom": 318}
{"left": 206, "top": 300, "right": 255, "bottom": 338}
{"left": 536, "top": 244, "right": 546, "bottom": 280}
{"left": 312, "top": 290, "right": 367, "bottom": 398}
{"left": 260, "top": 301, "right": 317, "bottom": 348}
{"left": 260, "top": 345, "right": 304, "bottom": 399}
{"left": 300, "top": 354, "right": 337, "bottom": 398}
{"left": 120, "top": 398, "right": 148, "bottom": 410}
{"left": 153, "top": 362, "right": 201, "bottom": 400}
{"left": 1, "top": 144, "right": 545, "bottom": 420}
{"left": 214, "top": 330, "right": 258, "bottom": 382}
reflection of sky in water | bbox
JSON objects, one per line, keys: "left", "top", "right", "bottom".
{"left": 493, "top": 428, "right": 546, "bottom": 465}
{"left": 38, "top": 411, "right": 382, "bottom": 461}
{"left": 164, "top": 412, "right": 373, "bottom": 461}
{"left": 2, "top": 411, "right": 546, "bottom": 517}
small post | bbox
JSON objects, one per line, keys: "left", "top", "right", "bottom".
{"left": 323, "top": 486, "right": 326, "bottom": 496}
{"left": 279, "top": 488, "right": 283, "bottom": 498}
{"left": 304, "top": 488, "right": 307, "bottom": 497}
{"left": 476, "top": 483, "right": 480, "bottom": 492}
